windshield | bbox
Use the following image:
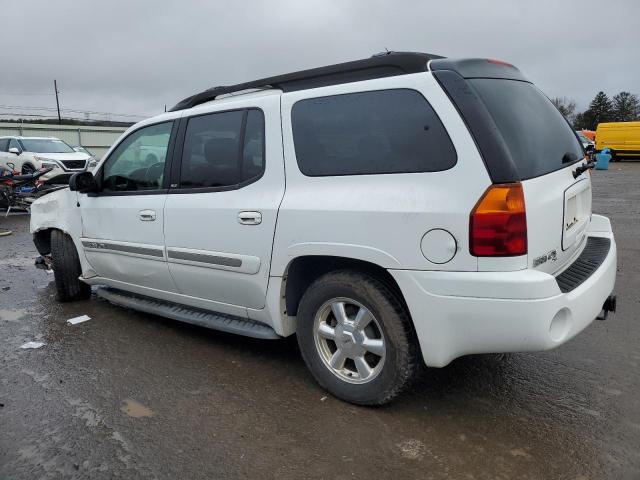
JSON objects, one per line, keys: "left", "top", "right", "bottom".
{"left": 20, "top": 138, "right": 75, "bottom": 154}
{"left": 469, "top": 79, "right": 584, "bottom": 180}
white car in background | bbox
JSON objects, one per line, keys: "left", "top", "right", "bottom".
{"left": 0, "top": 136, "right": 91, "bottom": 183}
{"left": 71, "top": 145, "right": 100, "bottom": 171}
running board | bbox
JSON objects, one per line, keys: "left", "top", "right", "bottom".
{"left": 95, "top": 287, "right": 280, "bottom": 340}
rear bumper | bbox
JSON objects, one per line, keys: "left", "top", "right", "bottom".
{"left": 390, "top": 214, "right": 617, "bottom": 367}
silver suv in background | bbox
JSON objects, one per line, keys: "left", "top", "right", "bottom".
{"left": 0, "top": 136, "right": 92, "bottom": 183}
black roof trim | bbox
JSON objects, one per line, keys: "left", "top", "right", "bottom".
{"left": 429, "top": 58, "right": 529, "bottom": 82}
{"left": 170, "top": 52, "right": 444, "bottom": 112}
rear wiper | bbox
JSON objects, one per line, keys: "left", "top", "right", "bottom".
{"left": 573, "top": 160, "right": 596, "bottom": 179}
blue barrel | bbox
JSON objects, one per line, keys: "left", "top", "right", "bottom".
{"left": 595, "top": 153, "right": 611, "bottom": 170}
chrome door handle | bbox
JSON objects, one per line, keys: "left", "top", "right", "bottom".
{"left": 238, "top": 211, "right": 262, "bottom": 225}
{"left": 139, "top": 209, "right": 156, "bottom": 221}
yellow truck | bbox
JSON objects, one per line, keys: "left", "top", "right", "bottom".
{"left": 595, "top": 121, "right": 640, "bottom": 159}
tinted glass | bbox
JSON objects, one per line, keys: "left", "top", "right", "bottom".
{"left": 9, "top": 139, "right": 21, "bottom": 151}
{"left": 20, "top": 138, "right": 75, "bottom": 153}
{"left": 470, "top": 79, "right": 583, "bottom": 180}
{"left": 242, "top": 110, "right": 265, "bottom": 180}
{"left": 292, "top": 89, "right": 456, "bottom": 176}
{"left": 0, "top": 139, "right": 8, "bottom": 152}
{"left": 102, "top": 122, "right": 172, "bottom": 192}
{"left": 180, "top": 109, "right": 264, "bottom": 188}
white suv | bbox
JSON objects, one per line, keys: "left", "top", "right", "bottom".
{"left": 0, "top": 136, "right": 91, "bottom": 183}
{"left": 29, "top": 52, "right": 617, "bottom": 405}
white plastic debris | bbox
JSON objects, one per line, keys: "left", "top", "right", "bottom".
{"left": 20, "top": 341, "right": 45, "bottom": 349}
{"left": 67, "top": 315, "right": 91, "bottom": 325}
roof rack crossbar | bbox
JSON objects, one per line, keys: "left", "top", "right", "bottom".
{"left": 170, "top": 51, "right": 444, "bottom": 112}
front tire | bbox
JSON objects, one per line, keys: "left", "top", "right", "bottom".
{"left": 50, "top": 230, "right": 91, "bottom": 302}
{"left": 297, "top": 271, "right": 419, "bottom": 405}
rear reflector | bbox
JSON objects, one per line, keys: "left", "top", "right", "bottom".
{"left": 470, "top": 183, "right": 527, "bottom": 256}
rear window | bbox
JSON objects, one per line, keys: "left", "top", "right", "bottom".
{"left": 469, "top": 79, "right": 583, "bottom": 180}
{"left": 291, "top": 89, "right": 457, "bottom": 176}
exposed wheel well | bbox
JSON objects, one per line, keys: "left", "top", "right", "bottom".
{"left": 33, "top": 228, "right": 54, "bottom": 255}
{"left": 283, "top": 256, "right": 408, "bottom": 317}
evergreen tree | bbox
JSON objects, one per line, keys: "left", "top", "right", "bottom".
{"left": 612, "top": 92, "right": 640, "bottom": 121}
{"left": 587, "top": 91, "right": 613, "bottom": 128}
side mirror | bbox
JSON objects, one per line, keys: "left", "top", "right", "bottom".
{"left": 8, "top": 147, "right": 20, "bottom": 155}
{"left": 69, "top": 171, "right": 98, "bottom": 193}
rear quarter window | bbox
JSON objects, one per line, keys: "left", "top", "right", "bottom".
{"left": 291, "top": 89, "right": 457, "bottom": 176}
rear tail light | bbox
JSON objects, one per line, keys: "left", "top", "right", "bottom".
{"left": 470, "top": 183, "right": 527, "bottom": 256}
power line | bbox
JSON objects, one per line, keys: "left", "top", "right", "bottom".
{"left": 0, "top": 104, "right": 150, "bottom": 119}
{"left": 0, "top": 92, "right": 54, "bottom": 96}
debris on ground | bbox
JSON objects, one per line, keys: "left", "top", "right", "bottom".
{"left": 20, "top": 341, "right": 45, "bottom": 349}
{"left": 67, "top": 314, "right": 91, "bottom": 325}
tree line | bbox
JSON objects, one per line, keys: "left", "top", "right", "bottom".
{"left": 551, "top": 92, "right": 640, "bottom": 131}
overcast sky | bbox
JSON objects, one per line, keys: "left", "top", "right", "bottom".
{"left": 1, "top": 0, "right": 638, "bottom": 122}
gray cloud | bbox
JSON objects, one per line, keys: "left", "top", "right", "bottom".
{"left": 1, "top": 0, "right": 637, "bottom": 121}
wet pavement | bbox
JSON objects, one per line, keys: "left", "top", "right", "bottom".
{"left": 1, "top": 163, "right": 639, "bottom": 480}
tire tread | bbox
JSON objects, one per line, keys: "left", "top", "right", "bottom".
{"left": 50, "top": 230, "right": 90, "bottom": 302}
{"left": 297, "top": 270, "right": 420, "bottom": 405}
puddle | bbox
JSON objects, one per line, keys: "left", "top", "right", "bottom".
{"left": 0, "top": 308, "right": 28, "bottom": 322}
{"left": 120, "top": 399, "right": 154, "bottom": 418}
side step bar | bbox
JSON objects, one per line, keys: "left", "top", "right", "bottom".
{"left": 96, "top": 287, "right": 281, "bottom": 340}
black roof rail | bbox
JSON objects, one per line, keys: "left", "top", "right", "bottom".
{"left": 169, "top": 51, "right": 444, "bottom": 112}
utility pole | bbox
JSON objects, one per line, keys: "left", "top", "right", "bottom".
{"left": 54, "top": 79, "right": 61, "bottom": 124}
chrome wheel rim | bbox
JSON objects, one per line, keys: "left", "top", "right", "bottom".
{"left": 313, "top": 297, "right": 386, "bottom": 384}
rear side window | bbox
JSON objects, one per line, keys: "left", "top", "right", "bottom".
{"left": 0, "top": 139, "right": 8, "bottom": 152}
{"left": 292, "top": 89, "right": 456, "bottom": 176}
{"left": 469, "top": 79, "right": 583, "bottom": 180}
{"left": 179, "top": 109, "right": 265, "bottom": 188}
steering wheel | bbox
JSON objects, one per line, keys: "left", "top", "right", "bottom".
{"left": 145, "top": 162, "right": 164, "bottom": 188}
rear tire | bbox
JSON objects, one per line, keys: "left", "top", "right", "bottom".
{"left": 296, "top": 271, "right": 419, "bottom": 405}
{"left": 21, "top": 163, "right": 35, "bottom": 175}
{"left": 50, "top": 230, "right": 91, "bottom": 302}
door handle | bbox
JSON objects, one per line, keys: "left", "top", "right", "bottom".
{"left": 238, "top": 211, "right": 262, "bottom": 225}
{"left": 139, "top": 209, "right": 156, "bottom": 221}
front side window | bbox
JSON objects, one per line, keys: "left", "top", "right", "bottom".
{"left": 179, "top": 109, "right": 265, "bottom": 188}
{"left": 101, "top": 121, "right": 173, "bottom": 192}
{"left": 291, "top": 89, "right": 457, "bottom": 176}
